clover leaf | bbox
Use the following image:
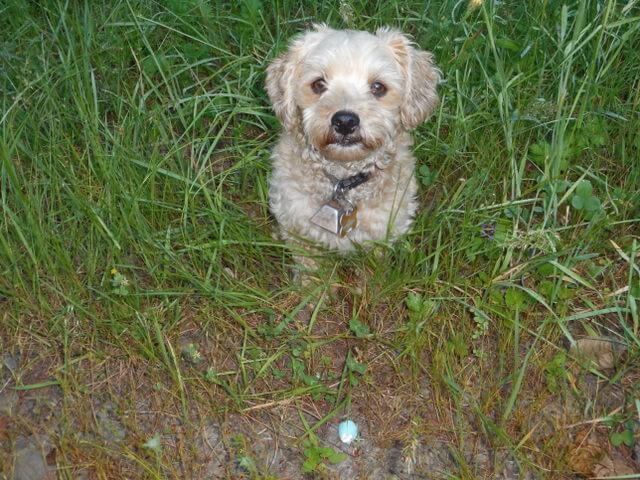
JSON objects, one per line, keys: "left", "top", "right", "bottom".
{"left": 418, "top": 165, "right": 438, "bottom": 187}
{"left": 528, "top": 141, "right": 569, "bottom": 173}
{"left": 571, "top": 180, "right": 602, "bottom": 219}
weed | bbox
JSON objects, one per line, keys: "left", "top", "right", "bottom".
{"left": 301, "top": 437, "right": 347, "bottom": 474}
{"left": 571, "top": 180, "right": 603, "bottom": 219}
{"left": 110, "top": 268, "right": 130, "bottom": 296}
{"left": 417, "top": 164, "right": 438, "bottom": 188}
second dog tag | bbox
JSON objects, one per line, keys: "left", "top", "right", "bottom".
{"left": 338, "top": 206, "right": 358, "bottom": 237}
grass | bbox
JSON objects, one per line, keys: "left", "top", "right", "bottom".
{"left": 1, "top": 0, "right": 639, "bottom": 478}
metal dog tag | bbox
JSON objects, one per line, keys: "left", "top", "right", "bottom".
{"left": 310, "top": 199, "right": 344, "bottom": 235}
{"left": 310, "top": 200, "right": 358, "bottom": 237}
{"left": 310, "top": 170, "right": 370, "bottom": 237}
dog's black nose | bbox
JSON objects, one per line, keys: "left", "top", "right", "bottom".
{"left": 331, "top": 111, "right": 360, "bottom": 135}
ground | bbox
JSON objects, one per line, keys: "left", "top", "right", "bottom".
{"left": 1, "top": 1, "right": 639, "bottom": 479}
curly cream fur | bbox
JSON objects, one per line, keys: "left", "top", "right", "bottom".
{"left": 266, "top": 26, "right": 439, "bottom": 252}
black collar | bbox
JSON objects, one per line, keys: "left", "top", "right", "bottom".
{"left": 324, "top": 170, "right": 372, "bottom": 197}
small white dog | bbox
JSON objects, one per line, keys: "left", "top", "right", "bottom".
{"left": 266, "top": 25, "right": 439, "bottom": 257}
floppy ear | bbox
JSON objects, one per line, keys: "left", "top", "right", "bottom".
{"left": 266, "top": 25, "right": 331, "bottom": 131}
{"left": 376, "top": 28, "right": 440, "bottom": 129}
{"left": 265, "top": 50, "right": 298, "bottom": 131}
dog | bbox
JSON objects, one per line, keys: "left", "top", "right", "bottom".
{"left": 266, "top": 25, "right": 439, "bottom": 265}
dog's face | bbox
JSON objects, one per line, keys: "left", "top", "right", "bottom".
{"left": 266, "top": 26, "right": 439, "bottom": 162}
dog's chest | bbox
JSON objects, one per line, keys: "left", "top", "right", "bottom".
{"left": 269, "top": 144, "right": 417, "bottom": 248}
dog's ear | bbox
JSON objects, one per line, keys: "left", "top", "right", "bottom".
{"left": 265, "top": 50, "right": 298, "bottom": 131}
{"left": 376, "top": 28, "right": 440, "bottom": 129}
{"left": 266, "top": 26, "right": 331, "bottom": 131}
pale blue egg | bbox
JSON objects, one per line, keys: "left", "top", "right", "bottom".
{"left": 338, "top": 420, "right": 358, "bottom": 444}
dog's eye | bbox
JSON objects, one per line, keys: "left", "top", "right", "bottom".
{"left": 311, "top": 78, "right": 327, "bottom": 94}
{"left": 370, "top": 81, "right": 387, "bottom": 98}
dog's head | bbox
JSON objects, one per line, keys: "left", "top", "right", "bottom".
{"left": 266, "top": 25, "right": 440, "bottom": 162}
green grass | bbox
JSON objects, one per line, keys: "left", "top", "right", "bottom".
{"left": 1, "top": 0, "right": 639, "bottom": 478}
